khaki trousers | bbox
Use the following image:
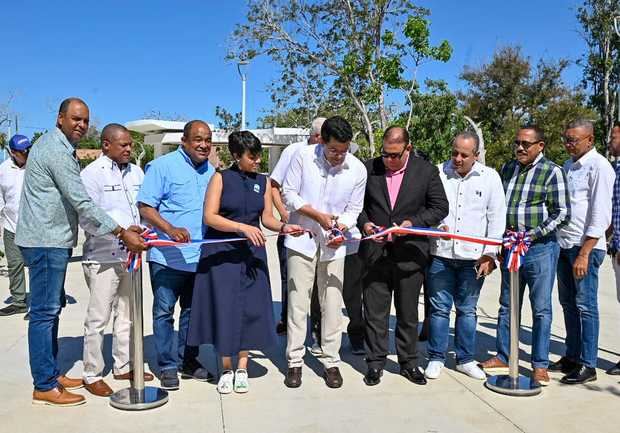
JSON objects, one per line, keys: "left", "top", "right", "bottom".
{"left": 286, "top": 249, "right": 345, "bottom": 368}
{"left": 82, "top": 262, "right": 132, "bottom": 383}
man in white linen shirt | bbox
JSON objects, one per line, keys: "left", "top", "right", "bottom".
{"left": 0, "top": 135, "right": 32, "bottom": 317}
{"left": 550, "top": 119, "right": 615, "bottom": 385}
{"left": 425, "top": 132, "right": 506, "bottom": 380}
{"left": 80, "top": 124, "right": 153, "bottom": 397}
{"left": 282, "top": 116, "right": 367, "bottom": 389}
{"left": 270, "top": 117, "right": 325, "bottom": 338}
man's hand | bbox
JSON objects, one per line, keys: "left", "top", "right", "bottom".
{"left": 326, "top": 223, "right": 347, "bottom": 248}
{"left": 120, "top": 230, "right": 147, "bottom": 253}
{"left": 573, "top": 253, "right": 589, "bottom": 279}
{"left": 126, "top": 225, "right": 144, "bottom": 234}
{"left": 166, "top": 226, "right": 191, "bottom": 243}
{"left": 438, "top": 224, "right": 451, "bottom": 241}
{"left": 363, "top": 222, "right": 385, "bottom": 243}
{"left": 475, "top": 255, "right": 496, "bottom": 279}
{"left": 316, "top": 212, "right": 335, "bottom": 231}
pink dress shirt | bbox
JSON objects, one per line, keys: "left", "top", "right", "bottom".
{"left": 386, "top": 155, "right": 409, "bottom": 209}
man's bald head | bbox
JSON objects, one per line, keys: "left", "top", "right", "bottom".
{"left": 383, "top": 126, "right": 409, "bottom": 145}
{"left": 101, "top": 123, "right": 133, "bottom": 164}
{"left": 183, "top": 120, "right": 210, "bottom": 138}
{"left": 101, "top": 123, "right": 129, "bottom": 143}
{"left": 58, "top": 97, "right": 88, "bottom": 115}
{"left": 56, "top": 97, "right": 89, "bottom": 144}
{"left": 308, "top": 117, "right": 327, "bottom": 144}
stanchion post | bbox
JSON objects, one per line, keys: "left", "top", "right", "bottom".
{"left": 110, "top": 253, "right": 169, "bottom": 410}
{"left": 485, "top": 268, "right": 541, "bottom": 396}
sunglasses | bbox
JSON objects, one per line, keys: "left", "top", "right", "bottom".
{"left": 380, "top": 148, "right": 406, "bottom": 159}
{"left": 512, "top": 140, "right": 541, "bottom": 150}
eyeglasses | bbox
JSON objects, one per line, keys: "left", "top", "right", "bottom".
{"left": 561, "top": 135, "right": 591, "bottom": 145}
{"left": 380, "top": 148, "right": 406, "bottom": 159}
{"left": 512, "top": 140, "right": 541, "bottom": 150}
{"left": 324, "top": 147, "right": 348, "bottom": 157}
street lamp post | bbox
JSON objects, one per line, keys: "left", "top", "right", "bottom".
{"left": 237, "top": 60, "right": 249, "bottom": 130}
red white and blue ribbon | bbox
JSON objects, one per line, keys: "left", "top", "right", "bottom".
{"left": 363, "top": 225, "right": 503, "bottom": 246}
{"left": 502, "top": 230, "right": 531, "bottom": 272}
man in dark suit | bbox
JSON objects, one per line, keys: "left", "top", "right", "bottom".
{"left": 358, "top": 126, "right": 449, "bottom": 386}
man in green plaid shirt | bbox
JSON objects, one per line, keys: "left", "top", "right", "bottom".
{"left": 480, "top": 125, "right": 570, "bottom": 386}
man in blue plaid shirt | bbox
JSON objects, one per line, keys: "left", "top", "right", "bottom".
{"left": 607, "top": 123, "right": 620, "bottom": 376}
{"left": 480, "top": 125, "right": 570, "bottom": 386}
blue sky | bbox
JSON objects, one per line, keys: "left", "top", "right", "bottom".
{"left": 0, "top": 1, "right": 587, "bottom": 136}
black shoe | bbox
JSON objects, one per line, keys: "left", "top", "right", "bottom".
{"left": 284, "top": 367, "right": 302, "bottom": 388}
{"left": 606, "top": 361, "right": 620, "bottom": 376}
{"left": 363, "top": 368, "right": 382, "bottom": 386}
{"left": 400, "top": 367, "right": 427, "bottom": 385}
{"left": 560, "top": 365, "right": 597, "bottom": 385}
{"left": 0, "top": 304, "right": 28, "bottom": 316}
{"left": 179, "top": 360, "right": 215, "bottom": 382}
{"left": 276, "top": 321, "right": 287, "bottom": 336}
{"left": 159, "top": 369, "right": 180, "bottom": 390}
{"left": 549, "top": 356, "right": 578, "bottom": 374}
{"left": 350, "top": 338, "right": 365, "bottom": 356}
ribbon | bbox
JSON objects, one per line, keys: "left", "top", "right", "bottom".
{"left": 363, "top": 226, "right": 503, "bottom": 246}
{"left": 502, "top": 230, "right": 531, "bottom": 272}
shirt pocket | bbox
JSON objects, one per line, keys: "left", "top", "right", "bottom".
{"left": 168, "top": 179, "right": 200, "bottom": 210}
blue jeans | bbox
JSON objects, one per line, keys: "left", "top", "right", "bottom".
{"left": 496, "top": 239, "right": 559, "bottom": 368}
{"left": 150, "top": 262, "right": 199, "bottom": 372}
{"left": 426, "top": 256, "right": 484, "bottom": 364}
{"left": 20, "top": 247, "right": 72, "bottom": 391}
{"left": 557, "top": 246, "right": 606, "bottom": 368}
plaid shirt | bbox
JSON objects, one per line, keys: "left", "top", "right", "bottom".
{"left": 611, "top": 163, "right": 620, "bottom": 252}
{"left": 500, "top": 154, "right": 570, "bottom": 240}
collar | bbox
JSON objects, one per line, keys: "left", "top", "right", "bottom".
{"left": 177, "top": 147, "right": 210, "bottom": 171}
{"left": 571, "top": 147, "right": 597, "bottom": 167}
{"left": 445, "top": 159, "right": 482, "bottom": 179}
{"left": 314, "top": 144, "right": 350, "bottom": 172}
{"left": 99, "top": 154, "right": 130, "bottom": 173}
{"left": 386, "top": 154, "right": 410, "bottom": 176}
{"left": 517, "top": 152, "right": 544, "bottom": 171}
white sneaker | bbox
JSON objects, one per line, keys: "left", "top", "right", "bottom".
{"left": 217, "top": 370, "right": 234, "bottom": 394}
{"left": 456, "top": 361, "right": 486, "bottom": 380}
{"left": 425, "top": 361, "right": 444, "bottom": 379}
{"left": 310, "top": 342, "right": 324, "bottom": 357}
{"left": 234, "top": 369, "right": 249, "bottom": 394}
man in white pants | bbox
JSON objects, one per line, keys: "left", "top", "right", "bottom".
{"left": 80, "top": 123, "right": 152, "bottom": 396}
{"left": 607, "top": 123, "right": 620, "bottom": 376}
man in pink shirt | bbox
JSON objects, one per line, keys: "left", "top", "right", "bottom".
{"left": 357, "top": 126, "right": 449, "bottom": 386}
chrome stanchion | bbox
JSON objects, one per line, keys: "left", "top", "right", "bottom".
{"left": 110, "top": 254, "right": 168, "bottom": 410}
{"left": 485, "top": 268, "right": 541, "bottom": 396}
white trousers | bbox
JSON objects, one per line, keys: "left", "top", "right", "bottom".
{"left": 286, "top": 249, "right": 345, "bottom": 368}
{"left": 82, "top": 262, "right": 132, "bottom": 383}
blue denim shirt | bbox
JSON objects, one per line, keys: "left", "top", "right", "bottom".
{"left": 137, "top": 147, "right": 215, "bottom": 272}
{"left": 15, "top": 128, "right": 118, "bottom": 248}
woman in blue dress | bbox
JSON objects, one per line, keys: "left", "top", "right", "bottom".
{"left": 188, "top": 131, "right": 302, "bottom": 394}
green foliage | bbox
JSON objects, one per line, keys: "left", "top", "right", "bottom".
{"left": 459, "top": 46, "right": 595, "bottom": 169}
{"left": 31, "top": 131, "right": 45, "bottom": 144}
{"left": 77, "top": 126, "right": 101, "bottom": 149}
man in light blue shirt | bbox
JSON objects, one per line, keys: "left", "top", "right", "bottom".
{"left": 137, "top": 120, "right": 216, "bottom": 390}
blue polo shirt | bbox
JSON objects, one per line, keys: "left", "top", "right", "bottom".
{"left": 137, "top": 147, "right": 215, "bottom": 272}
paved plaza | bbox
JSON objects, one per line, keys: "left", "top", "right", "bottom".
{"left": 0, "top": 237, "right": 619, "bottom": 433}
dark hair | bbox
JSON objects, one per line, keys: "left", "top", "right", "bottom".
{"left": 183, "top": 120, "right": 209, "bottom": 138}
{"left": 520, "top": 124, "right": 545, "bottom": 143}
{"left": 228, "top": 130, "right": 262, "bottom": 157}
{"left": 58, "top": 97, "right": 87, "bottom": 114}
{"left": 383, "top": 125, "right": 409, "bottom": 144}
{"left": 453, "top": 131, "right": 480, "bottom": 153}
{"left": 101, "top": 123, "right": 129, "bottom": 143}
{"left": 321, "top": 116, "right": 353, "bottom": 144}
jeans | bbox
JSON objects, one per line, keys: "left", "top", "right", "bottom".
{"left": 496, "top": 239, "right": 559, "bottom": 369}
{"left": 150, "top": 262, "right": 199, "bottom": 372}
{"left": 426, "top": 256, "right": 484, "bottom": 364}
{"left": 557, "top": 246, "right": 606, "bottom": 368}
{"left": 20, "top": 247, "right": 71, "bottom": 391}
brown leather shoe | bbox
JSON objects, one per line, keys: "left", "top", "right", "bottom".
{"left": 57, "top": 375, "right": 84, "bottom": 390}
{"left": 113, "top": 371, "right": 154, "bottom": 382}
{"left": 32, "top": 387, "right": 86, "bottom": 407}
{"left": 284, "top": 367, "right": 302, "bottom": 388}
{"left": 532, "top": 368, "right": 550, "bottom": 386}
{"left": 84, "top": 380, "right": 113, "bottom": 397}
{"left": 479, "top": 357, "right": 509, "bottom": 374}
{"left": 324, "top": 367, "right": 343, "bottom": 388}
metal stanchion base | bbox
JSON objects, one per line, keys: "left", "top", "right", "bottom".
{"left": 110, "top": 387, "right": 169, "bottom": 411}
{"left": 485, "top": 374, "right": 542, "bottom": 396}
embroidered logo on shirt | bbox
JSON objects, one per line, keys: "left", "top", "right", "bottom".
{"left": 254, "top": 184, "right": 260, "bottom": 193}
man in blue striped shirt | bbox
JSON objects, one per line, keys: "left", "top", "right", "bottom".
{"left": 606, "top": 123, "right": 620, "bottom": 376}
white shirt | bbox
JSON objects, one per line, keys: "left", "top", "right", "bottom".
{"left": 270, "top": 141, "right": 308, "bottom": 186}
{"left": 557, "top": 148, "right": 615, "bottom": 251}
{"left": 431, "top": 161, "right": 506, "bottom": 260}
{"left": 282, "top": 144, "right": 367, "bottom": 261}
{"left": 80, "top": 155, "right": 144, "bottom": 263}
{"left": 0, "top": 158, "right": 26, "bottom": 233}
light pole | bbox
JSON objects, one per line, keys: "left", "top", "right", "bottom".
{"left": 237, "top": 60, "right": 249, "bottom": 130}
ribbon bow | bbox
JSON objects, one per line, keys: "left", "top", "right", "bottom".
{"left": 502, "top": 230, "right": 531, "bottom": 272}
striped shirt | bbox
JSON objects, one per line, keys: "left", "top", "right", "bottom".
{"left": 500, "top": 153, "right": 570, "bottom": 240}
{"left": 610, "top": 162, "right": 620, "bottom": 253}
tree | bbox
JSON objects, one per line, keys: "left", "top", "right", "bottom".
{"left": 229, "top": 0, "right": 451, "bottom": 155}
{"left": 577, "top": 0, "right": 620, "bottom": 155}
{"left": 459, "top": 46, "right": 595, "bottom": 169}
